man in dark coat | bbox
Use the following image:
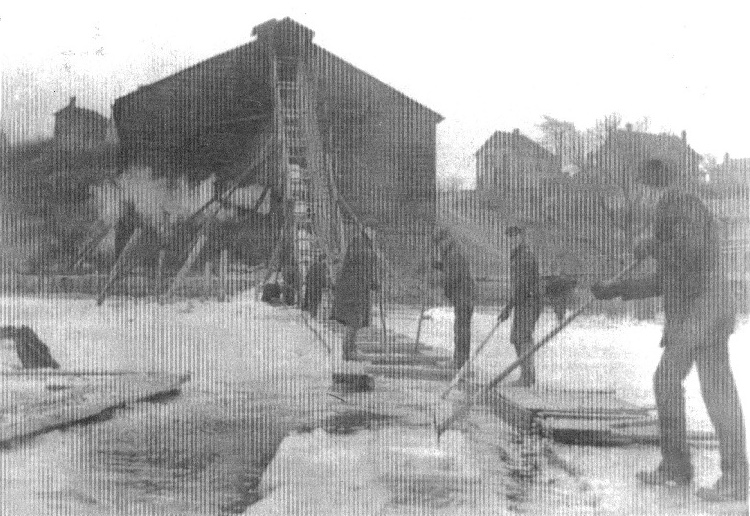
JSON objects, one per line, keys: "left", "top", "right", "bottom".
{"left": 434, "top": 228, "right": 475, "bottom": 370}
{"left": 302, "top": 253, "right": 328, "bottom": 317}
{"left": 332, "top": 230, "right": 378, "bottom": 361}
{"left": 499, "top": 226, "right": 542, "bottom": 387}
{"left": 592, "top": 159, "right": 747, "bottom": 502}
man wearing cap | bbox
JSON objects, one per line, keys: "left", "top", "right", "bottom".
{"left": 433, "top": 228, "right": 475, "bottom": 370}
{"left": 499, "top": 225, "right": 542, "bottom": 387}
{"left": 591, "top": 159, "right": 747, "bottom": 502}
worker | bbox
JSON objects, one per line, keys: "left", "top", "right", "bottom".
{"left": 591, "top": 159, "right": 747, "bottom": 502}
{"left": 332, "top": 227, "right": 378, "bottom": 361}
{"left": 302, "top": 253, "right": 328, "bottom": 317}
{"left": 433, "top": 228, "right": 475, "bottom": 370}
{"left": 498, "top": 226, "right": 542, "bottom": 387}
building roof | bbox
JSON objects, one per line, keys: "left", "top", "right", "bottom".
{"left": 54, "top": 97, "right": 109, "bottom": 123}
{"left": 116, "top": 17, "right": 443, "bottom": 124}
{"left": 475, "top": 130, "right": 555, "bottom": 158}
{"left": 590, "top": 128, "right": 702, "bottom": 165}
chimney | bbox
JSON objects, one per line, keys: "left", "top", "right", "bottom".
{"left": 625, "top": 123, "right": 633, "bottom": 132}
{"left": 681, "top": 130, "right": 687, "bottom": 144}
{"left": 69, "top": 96, "right": 76, "bottom": 108}
{"left": 252, "top": 18, "right": 315, "bottom": 57}
{"left": 725, "top": 152, "right": 730, "bottom": 164}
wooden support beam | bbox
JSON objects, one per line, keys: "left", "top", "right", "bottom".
{"left": 203, "top": 260, "right": 213, "bottom": 301}
{"left": 161, "top": 230, "right": 209, "bottom": 302}
{"left": 218, "top": 249, "right": 229, "bottom": 301}
{"left": 96, "top": 227, "right": 143, "bottom": 306}
{"left": 71, "top": 223, "right": 112, "bottom": 272}
{"left": 155, "top": 249, "right": 166, "bottom": 298}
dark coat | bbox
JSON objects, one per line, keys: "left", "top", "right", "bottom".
{"left": 615, "top": 189, "right": 735, "bottom": 347}
{"left": 509, "top": 243, "right": 542, "bottom": 342}
{"left": 305, "top": 260, "right": 328, "bottom": 293}
{"left": 436, "top": 240, "right": 475, "bottom": 308}
{"left": 332, "top": 234, "right": 378, "bottom": 329}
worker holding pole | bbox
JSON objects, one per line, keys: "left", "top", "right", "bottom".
{"left": 433, "top": 227, "right": 475, "bottom": 370}
{"left": 591, "top": 159, "right": 747, "bottom": 502}
{"left": 498, "top": 225, "right": 542, "bottom": 387}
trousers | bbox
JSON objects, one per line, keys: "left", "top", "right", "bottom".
{"left": 654, "top": 340, "right": 748, "bottom": 481}
{"left": 454, "top": 303, "right": 473, "bottom": 369}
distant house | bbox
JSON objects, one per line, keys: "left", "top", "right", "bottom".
{"left": 715, "top": 154, "right": 750, "bottom": 185}
{"left": 584, "top": 124, "right": 702, "bottom": 188}
{"left": 53, "top": 97, "right": 112, "bottom": 150}
{"left": 475, "top": 128, "right": 561, "bottom": 191}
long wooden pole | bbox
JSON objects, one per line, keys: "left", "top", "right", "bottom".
{"left": 440, "top": 316, "right": 504, "bottom": 400}
{"left": 435, "top": 258, "right": 643, "bottom": 438}
{"left": 71, "top": 223, "right": 111, "bottom": 271}
{"left": 96, "top": 227, "right": 143, "bottom": 306}
{"left": 162, "top": 230, "right": 209, "bottom": 302}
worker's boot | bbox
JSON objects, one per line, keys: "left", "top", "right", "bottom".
{"left": 697, "top": 473, "right": 749, "bottom": 502}
{"left": 637, "top": 450, "right": 693, "bottom": 487}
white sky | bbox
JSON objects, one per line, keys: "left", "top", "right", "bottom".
{"left": 1, "top": 1, "right": 749, "bottom": 185}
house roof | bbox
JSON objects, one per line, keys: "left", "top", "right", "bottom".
{"left": 475, "top": 130, "right": 555, "bottom": 158}
{"left": 54, "top": 100, "right": 108, "bottom": 123}
{"left": 590, "top": 128, "right": 702, "bottom": 164}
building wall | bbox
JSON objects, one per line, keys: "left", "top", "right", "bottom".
{"left": 476, "top": 133, "right": 559, "bottom": 192}
{"left": 54, "top": 108, "right": 109, "bottom": 151}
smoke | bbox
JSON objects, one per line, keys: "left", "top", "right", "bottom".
{"left": 89, "top": 166, "right": 215, "bottom": 249}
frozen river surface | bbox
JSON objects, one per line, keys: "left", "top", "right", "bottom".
{"left": 1, "top": 293, "right": 748, "bottom": 515}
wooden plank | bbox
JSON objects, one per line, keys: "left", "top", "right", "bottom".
{"left": 364, "top": 364, "right": 457, "bottom": 382}
{"left": 496, "top": 385, "right": 646, "bottom": 416}
{"left": 356, "top": 353, "right": 451, "bottom": 367}
{"left": 0, "top": 372, "right": 190, "bottom": 447}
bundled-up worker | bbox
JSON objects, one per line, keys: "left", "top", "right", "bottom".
{"left": 498, "top": 226, "right": 542, "bottom": 387}
{"left": 433, "top": 228, "right": 475, "bottom": 370}
{"left": 332, "top": 227, "right": 379, "bottom": 361}
{"left": 591, "top": 159, "right": 747, "bottom": 502}
{"left": 302, "top": 253, "right": 328, "bottom": 317}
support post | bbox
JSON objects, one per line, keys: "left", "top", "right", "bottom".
{"left": 203, "top": 260, "right": 212, "bottom": 301}
{"left": 97, "top": 227, "right": 143, "bottom": 306}
{"left": 162, "top": 230, "right": 208, "bottom": 302}
{"left": 218, "top": 249, "right": 229, "bottom": 301}
{"left": 155, "top": 249, "right": 166, "bottom": 298}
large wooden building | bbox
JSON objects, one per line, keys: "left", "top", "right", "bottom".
{"left": 109, "top": 17, "right": 443, "bottom": 301}
{"left": 113, "top": 18, "right": 442, "bottom": 220}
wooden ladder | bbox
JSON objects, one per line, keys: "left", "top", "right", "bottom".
{"left": 272, "top": 53, "right": 343, "bottom": 301}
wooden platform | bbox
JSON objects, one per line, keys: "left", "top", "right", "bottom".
{"left": 0, "top": 370, "right": 190, "bottom": 447}
{"left": 324, "top": 322, "right": 667, "bottom": 447}
{"left": 485, "top": 386, "right": 656, "bottom": 445}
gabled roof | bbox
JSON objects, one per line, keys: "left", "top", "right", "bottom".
{"left": 54, "top": 98, "right": 108, "bottom": 122}
{"left": 475, "top": 130, "right": 555, "bottom": 158}
{"left": 590, "top": 128, "right": 702, "bottom": 163}
{"left": 116, "top": 17, "right": 443, "bottom": 124}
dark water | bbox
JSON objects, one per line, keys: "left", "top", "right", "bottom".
{"left": 1, "top": 380, "right": 302, "bottom": 515}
